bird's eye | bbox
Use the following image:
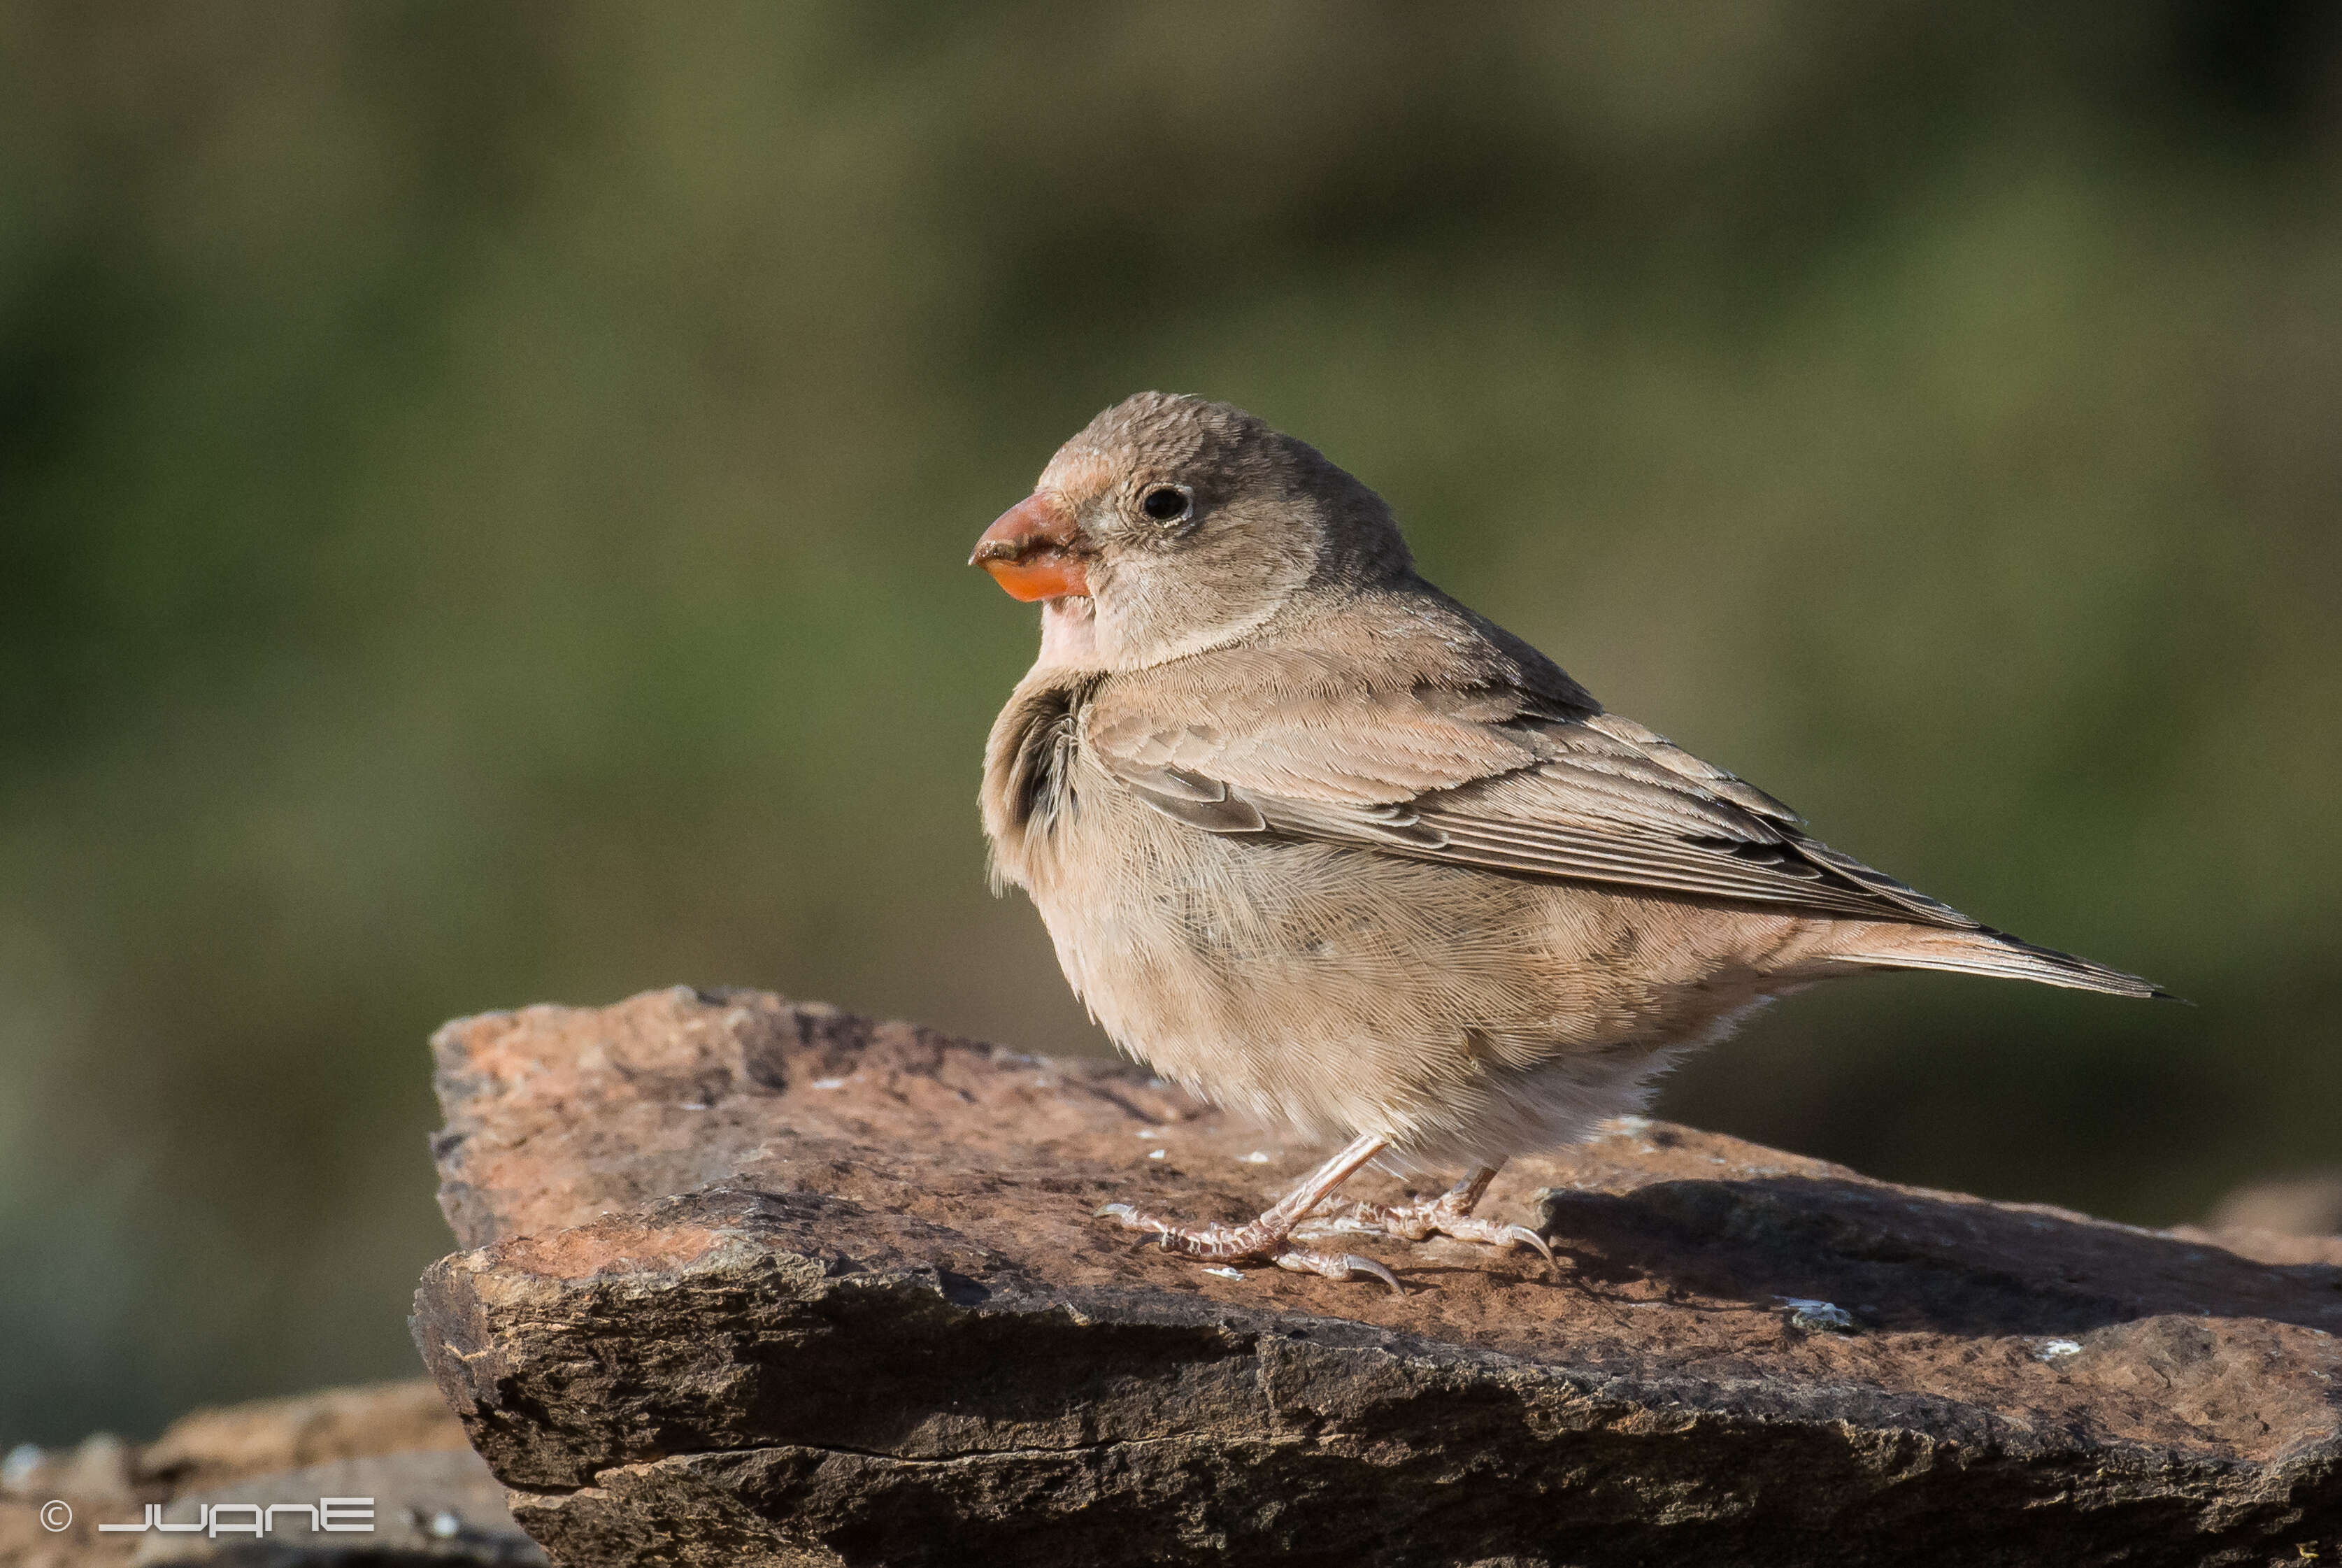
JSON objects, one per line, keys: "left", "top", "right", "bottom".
{"left": 1140, "top": 485, "right": 1190, "bottom": 523}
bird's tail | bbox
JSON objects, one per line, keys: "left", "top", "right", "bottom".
{"left": 1834, "top": 925, "right": 2180, "bottom": 1002}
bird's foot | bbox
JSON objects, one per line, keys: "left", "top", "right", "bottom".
{"left": 1310, "top": 1192, "right": 1556, "bottom": 1269}
{"left": 1092, "top": 1202, "right": 1273, "bottom": 1260}
{"left": 1095, "top": 1203, "right": 1403, "bottom": 1295}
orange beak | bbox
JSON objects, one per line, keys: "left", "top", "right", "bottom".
{"left": 971, "top": 492, "right": 1089, "bottom": 602}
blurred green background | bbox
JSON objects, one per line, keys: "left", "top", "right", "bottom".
{"left": 3, "top": 1, "right": 2337, "bottom": 1445}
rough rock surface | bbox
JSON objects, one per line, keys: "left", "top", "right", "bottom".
{"left": 413, "top": 986, "right": 2342, "bottom": 1567}
{"left": 2199, "top": 1171, "right": 2342, "bottom": 1249}
{"left": 0, "top": 1381, "right": 543, "bottom": 1567}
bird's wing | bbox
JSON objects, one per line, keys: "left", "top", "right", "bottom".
{"left": 1084, "top": 669, "right": 1976, "bottom": 928}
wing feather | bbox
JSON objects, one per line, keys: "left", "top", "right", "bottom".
{"left": 1085, "top": 662, "right": 1976, "bottom": 929}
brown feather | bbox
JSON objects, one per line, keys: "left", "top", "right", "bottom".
{"left": 978, "top": 393, "right": 2166, "bottom": 1166}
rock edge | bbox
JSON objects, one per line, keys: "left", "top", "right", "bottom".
{"left": 413, "top": 986, "right": 2342, "bottom": 1567}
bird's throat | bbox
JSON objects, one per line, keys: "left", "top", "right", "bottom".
{"left": 1037, "top": 594, "right": 1100, "bottom": 668}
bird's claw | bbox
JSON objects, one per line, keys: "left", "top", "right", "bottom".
{"left": 1096, "top": 1203, "right": 1187, "bottom": 1255}
{"left": 1314, "top": 1197, "right": 1559, "bottom": 1274}
{"left": 1498, "top": 1223, "right": 1557, "bottom": 1267}
{"left": 1273, "top": 1247, "right": 1405, "bottom": 1295}
{"left": 1095, "top": 1198, "right": 1406, "bottom": 1292}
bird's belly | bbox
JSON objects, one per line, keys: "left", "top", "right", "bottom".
{"left": 1021, "top": 785, "right": 1807, "bottom": 1161}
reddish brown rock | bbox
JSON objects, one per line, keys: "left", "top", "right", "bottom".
{"left": 0, "top": 1381, "right": 538, "bottom": 1567}
{"left": 413, "top": 986, "right": 2342, "bottom": 1567}
{"left": 136, "top": 1379, "right": 469, "bottom": 1496}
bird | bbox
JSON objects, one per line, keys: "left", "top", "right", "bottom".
{"left": 973, "top": 392, "right": 2170, "bottom": 1294}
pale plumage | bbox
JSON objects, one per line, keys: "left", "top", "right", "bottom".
{"left": 975, "top": 392, "right": 2166, "bottom": 1289}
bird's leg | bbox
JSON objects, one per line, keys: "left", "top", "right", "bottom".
{"left": 1097, "top": 1132, "right": 1404, "bottom": 1293}
{"left": 1313, "top": 1162, "right": 1555, "bottom": 1266}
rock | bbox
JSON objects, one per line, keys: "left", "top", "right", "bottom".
{"left": 413, "top": 986, "right": 2342, "bottom": 1567}
{"left": 2203, "top": 1171, "right": 2342, "bottom": 1242}
{"left": 138, "top": 1380, "right": 468, "bottom": 1495}
{"left": 0, "top": 1382, "right": 541, "bottom": 1568}
{"left": 33, "top": 1438, "right": 136, "bottom": 1509}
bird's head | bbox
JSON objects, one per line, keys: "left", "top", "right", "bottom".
{"left": 971, "top": 392, "right": 1413, "bottom": 670}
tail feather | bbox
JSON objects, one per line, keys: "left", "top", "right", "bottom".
{"left": 1837, "top": 927, "right": 2180, "bottom": 1002}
